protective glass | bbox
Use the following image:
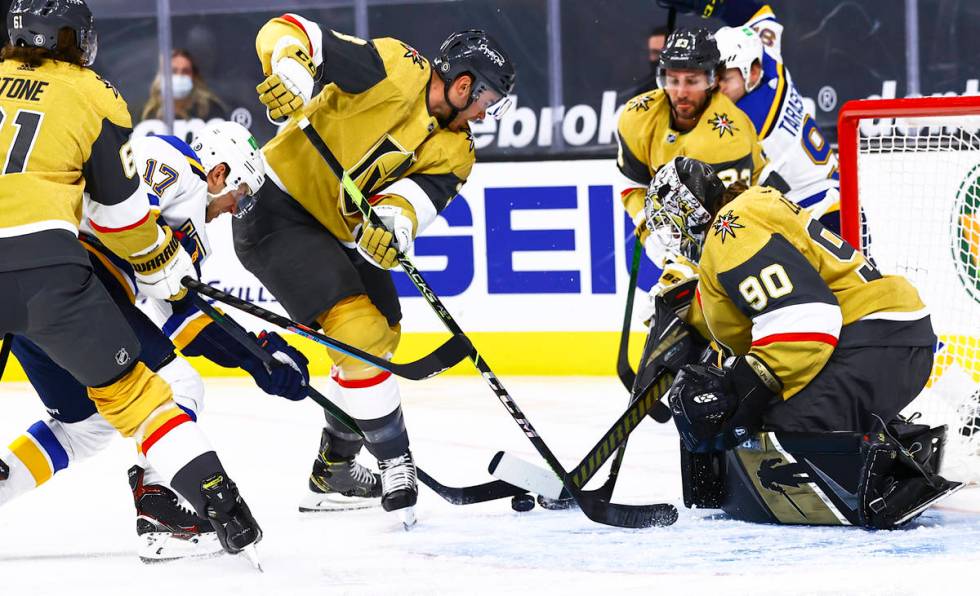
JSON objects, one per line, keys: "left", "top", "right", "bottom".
{"left": 656, "top": 67, "right": 715, "bottom": 92}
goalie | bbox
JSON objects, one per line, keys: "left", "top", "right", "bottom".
{"left": 643, "top": 157, "right": 960, "bottom": 528}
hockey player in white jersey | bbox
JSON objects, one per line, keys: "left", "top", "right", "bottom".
{"left": 3, "top": 121, "right": 311, "bottom": 562}
{"left": 660, "top": 1, "right": 842, "bottom": 232}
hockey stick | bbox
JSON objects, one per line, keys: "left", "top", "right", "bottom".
{"left": 0, "top": 334, "right": 11, "bottom": 382}
{"left": 183, "top": 278, "right": 471, "bottom": 381}
{"left": 298, "top": 118, "right": 677, "bottom": 528}
{"left": 188, "top": 292, "right": 518, "bottom": 504}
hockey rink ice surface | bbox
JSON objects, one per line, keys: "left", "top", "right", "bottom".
{"left": 2, "top": 376, "right": 980, "bottom": 595}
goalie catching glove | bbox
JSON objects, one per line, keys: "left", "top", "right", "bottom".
{"left": 130, "top": 225, "right": 198, "bottom": 301}
{"left": 356, "top": 196, "right": 418, "bottom": 270}
{"left": 669, "top": 354, "right": 782, "bottom": 452}
{"left": 257, "top": 39, "right": 317, "bottom": 120}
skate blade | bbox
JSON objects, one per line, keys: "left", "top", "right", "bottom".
{"left": 240, "top": 544, "right": 263, "bottom": 572}
{"left": 138, "top": 531, "right": 224, "bottom": 563}
{"left": 397, "top": 506, "right": 417, "bottom": 531}
{"left": 298, "top": 491, "right": 381, "bottom": 513}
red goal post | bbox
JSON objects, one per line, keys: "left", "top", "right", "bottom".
{"left": 838, "top": 94, "right": 980, "bottom": 248}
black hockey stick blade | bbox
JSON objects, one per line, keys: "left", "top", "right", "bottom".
{"left": 417, "top": 468, "right": 528, "bottom": 505}
{"left": 184, "top": 278, "right": 471, "bottom": 380}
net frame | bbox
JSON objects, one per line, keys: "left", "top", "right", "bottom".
{"left": 839, "top": 95, "right": 980, "bottom": 484}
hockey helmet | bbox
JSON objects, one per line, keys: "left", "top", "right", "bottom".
{"left": 715, "top": 26, "right": 764, "bottom": 93}
{"left": 432, "top": 29, "right": 516, "bottom": 120}
{"left": 191, "top": 121, "right": 266, "bottom": 210}
{"left": 644, "top": 157, "right": 725, "bottom": 262}
{"left": 656, "top": 28, "right": 721, "bottom": 89}
{"left": 7, "top": 0, "right": 98, "bottom": 66}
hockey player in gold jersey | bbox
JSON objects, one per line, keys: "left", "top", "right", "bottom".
{"left": 0, "top": 0, "right": 261, "bottom": 561}
{"left": 616, "top": 28, "right": 770, "bottom": 266}
{"left": 232, "top": 14, "right": 515, "bottom": 523}
{"left": 642, "top": 156, "right": 959, "bottom": 528}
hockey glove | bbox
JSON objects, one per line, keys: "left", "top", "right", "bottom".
{"left": 637, "top": 256, "right": 698, "bottom": 325}
{"left": 257, "top": 41, "right": 317, "bottom": 120}
{"left": 131, "top": 225, "right": 197, "bottom": 301}
{"left": 669, "top": 354, "right": 781, "bottom": 452}
{"left": 0, "top": 456, "right": 8, "bottom": 481}
{"left": 243, "top": 331, "right": 310, "bottom": 401}
{"left": 356, "top": 196, "right": 418, "bottom": 270}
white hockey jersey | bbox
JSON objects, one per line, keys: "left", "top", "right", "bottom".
{"left": 80, "top": 134, "right": 214, "bottom": 348}
{"left": 738, "top": 6, "right": 840, "bottom": 217}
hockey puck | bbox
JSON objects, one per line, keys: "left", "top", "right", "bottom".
{"left": 511, "top": 494, "right": 535, "bottom": 512}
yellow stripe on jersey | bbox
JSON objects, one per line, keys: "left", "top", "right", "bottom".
{"left": 186, "top": 156, "right": 206, "bottom": 179}
{"left": 80, "top": 239, "right": 136, "bottom": 303}
{"left": 172, "top": 312, "right": 215, "bottom": 351}
{"left": 9, "top": 435, "right": 52, "bottom": 486}
{"left": 759, "top": 61, "right": 786, "bottom": 139}
{"left": 749, "top": 4, "right": 776, "bottom": 22}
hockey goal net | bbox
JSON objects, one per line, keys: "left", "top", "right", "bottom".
{"left": 839, "top": 95, "right": 980, "bottom": 484}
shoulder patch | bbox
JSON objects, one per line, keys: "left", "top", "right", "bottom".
{"left": 401, "top": 42, "right": 425, "bottom": 70}
{"left": 707, "top": 112, "right": 739, "bottom": 138}
{"left": 713, "top": 210, "right": 745, "bottom": 242}
{"left": 627, "top": 95, "right": 653, "bottom": 112}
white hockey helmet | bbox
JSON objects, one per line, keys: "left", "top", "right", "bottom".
{"left": 191, "top": 121, "right": 266, "bottom": 203}
{"left": 715, "top": 26, "right": 764, "bottom": 94}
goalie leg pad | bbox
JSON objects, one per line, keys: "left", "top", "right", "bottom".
{"left": 680, "top": 439, "right": 726, "bottom": 509}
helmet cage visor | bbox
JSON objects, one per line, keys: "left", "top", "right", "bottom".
{"left": 466, "top": 78, "right": 511, "bottom": 120}
{"left": 79, "top": 25, "right": 97, "bottom": 66}
{"left": 656, "top": 66, "right": 716, "bottom": 92}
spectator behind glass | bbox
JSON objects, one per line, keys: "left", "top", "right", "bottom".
{"left": 618, "top": 25, "right": 669, "bottom": 103}
{"left": 137, "top": 48, "right": 228, "bottom": 142}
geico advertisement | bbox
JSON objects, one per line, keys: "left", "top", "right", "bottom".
{"left": 201, "top": 159, "right": 663, "bottom": 334}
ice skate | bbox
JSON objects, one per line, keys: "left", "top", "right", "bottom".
{"left": 299, "top": 429, "right": 382, "bottom": 512}
{"left": 199, "top": 472, "right": 263, "bottom": 570}
{"left": 379, "top": 449, "right": 418, "bottom": 530}
{"left": 128, "top": 465, "right": 223, "bottom": 563}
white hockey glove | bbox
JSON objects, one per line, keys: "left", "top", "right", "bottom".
{"left": 256, "top": 38, "right": 317, "bottom": 120}
{"left": 131, "top": 226, "right": 198, "bottom": 301}
{"left": 356, "top": 197, "right": 418, "bottom": 270}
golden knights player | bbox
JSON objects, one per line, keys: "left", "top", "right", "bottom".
{"left": 616, "top": 27, "right": 769, "bottom": 266}
{"left": 0, "top": 0, "right": 260, "bottom": 561}
{"left": 2, "top": 122, "right": 311, "bottom": 562}
{"left": 643, "top": 157, "right": 960, "bottom": 528}
{"left": 232, "top": 14, "right": 515, "bottom": 523}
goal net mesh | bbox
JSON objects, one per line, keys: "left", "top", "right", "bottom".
{"left": 853, "top": 114, "right": 980, "bottom": 483}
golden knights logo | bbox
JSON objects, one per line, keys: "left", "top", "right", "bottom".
{"left": 953, "top": 163, "right": 980, "bottom": 303}
{"left": 713, "top": 210, "right": 744, "bottom": 242}
{"left": 465, "top": 129, "right": 475, "bottom": 152}
{"left": 402, "top": 43, "right": 425, "bottom": 69}
{"left": 627, "top": 95, "right": 652, "bottom": 112}
{"left": 708, "top": 112, "right": 738, "bottom": 137}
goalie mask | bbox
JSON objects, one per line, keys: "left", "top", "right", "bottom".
{"left": 644, "top": 157, "right": 725, "bottom": 263}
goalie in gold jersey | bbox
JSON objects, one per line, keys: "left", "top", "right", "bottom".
{"left": 642, "top": 157, "right": 960, "bottom": 529}
{"left": 616, "top": 27, "right": 772, "bottom": 267}
{"left": 232, "top": 14, "right": 515, "bottom": 523}
{"left": 0, "top": 0, "right": 261, "bottom": 560}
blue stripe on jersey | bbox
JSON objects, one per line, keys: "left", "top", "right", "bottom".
{"left": 797, "top": 189, "right": 828, "bottom": 209}
{"left": 147, "top": 192, "right": 160, "bottom": 207}
{"left": 162, "top": 302, "right": 202, "bottom": 338}
{"left": 177, "top": 403, "right": 198, "bottom": 422}
{"left": 737, "top": 52, "right": 785, "bottom": 138}
{"left": 27, "top": 421, "right": 69, "bottom": 473}
{"left": 156, "top": 134, "right": 208, "bottom": 181}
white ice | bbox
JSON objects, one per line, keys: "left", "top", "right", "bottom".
{"left": 1, "top": 376, "right": 979, "bottom": 595}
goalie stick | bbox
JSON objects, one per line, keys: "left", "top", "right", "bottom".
{"left": 299, "top": 117, "right": 677, "bottom": 528}
{"left": 183, "top": 278, "right": 471, "bottom": 381}
{"left": 186, "top": 291, "right": 516, "bottom": 505}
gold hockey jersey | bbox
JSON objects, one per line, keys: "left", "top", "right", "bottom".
{"left": 0, "top": 58, "right": 155, "bottom": 271}
{"left": 616, "top": 89, "right": 767, "bottom": 221}
{"left": 694, "top": 186, "right": 934, "bottom": 399}
{"left": 257, "top": 15, "right": 473, "bottom": 243}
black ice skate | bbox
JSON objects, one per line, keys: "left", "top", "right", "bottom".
{"left": 128, "top": 465, "right": 222, "bottom": 563}
{"left": 379, "top": 450, "right": 418, "bottom": 529}
{"left": 200, "top": 472, "right": 263, "bottom": 569}
{"left": 299, "top": 429, "right": 382, "bottom": 512}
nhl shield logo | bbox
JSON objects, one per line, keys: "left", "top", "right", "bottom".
{"left": 953, "top": 163, "right": 980, "bottom": 303}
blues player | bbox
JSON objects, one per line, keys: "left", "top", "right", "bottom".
{"left": 2, "top": 121, "right": 311, "bottom": 562}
